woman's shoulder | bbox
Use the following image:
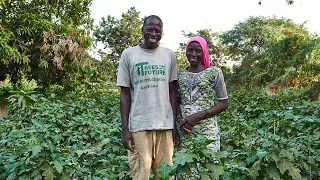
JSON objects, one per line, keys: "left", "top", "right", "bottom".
{"left": 202, "top": 66, "right": 224, "bottom": 82}
{"left": 206, "top": 66, "right": 223, "bottom": 74}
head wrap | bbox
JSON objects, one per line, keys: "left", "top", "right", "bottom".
{"left": 186, "top": 36, "right": 211, "bottom": 67}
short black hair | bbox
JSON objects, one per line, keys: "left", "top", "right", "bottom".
{"left": 142, "top": 15, "right": 163, "bottom": 29}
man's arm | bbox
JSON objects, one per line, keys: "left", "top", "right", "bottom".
{"left": 169, "top": 81, "right": 177, "bottom": 120}
{"left": 120, "top": 87, "right": 133, "bottom": 151}
{"left": 169, "top": 81, "right": 179, "bottom": 146}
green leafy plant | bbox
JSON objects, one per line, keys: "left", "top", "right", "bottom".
{"left": 0, "top": 92, "right": 130, "bottom": 179}
{"left": 158, "top": 89, "right": 319, "bottom": 180}
{"left": 6, "top": 77, "right": 38, "bottom": 111}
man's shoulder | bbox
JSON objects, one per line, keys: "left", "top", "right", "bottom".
{"left": 123, "top": 45, "right": 140, "bottom": 54}
{"left": 159, "top": 46, "right": 175, "bottom": 54}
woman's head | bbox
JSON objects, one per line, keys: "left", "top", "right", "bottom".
{"left": 186, "top": 37, "right": 210, "bottom": 67}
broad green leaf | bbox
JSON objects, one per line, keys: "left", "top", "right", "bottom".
{"left": 18, "top": 95, "right": 24, "bottom": 107}
{"left": 268, "top": 152, "right": 280, "bottom": 163}
{"left": 157, "top": 163, "right": 172, "bottom": 180}
{"left": 200, "top": 174, "right": 211, "bottom": 180}
{"left": 31, "top": 145, "right": 42, "bottom": 157}
{"left": 53, "top": 161, "right": 63, "bottom": 174}
{"left": 262, "top": 141, "right": 273, "bottom": 147}
{"left": 215, "top": 151, "right": 229, "bottom": 159}
{"left": 60, "top": 170, "right": 71, "bottom": 180}
{"left": 31, "top": 119, "right": 44, "bottom": 126}
{"left": 249, "top": 160, "right": 261, "bottom": 179}
{"left": 288, "top": 166, "right": 302, "bottom": 180}
{"left": 76, "top": 150, "right": 85, "bottom": 156}
{"left": 18, "top": 175, "right": 31, "bottom": 180}
{"left": 206, "top": 163, "right": 224, "bottom": 180}
{"left": 278, "top": 158, "right": 293, "bottom": 174}
{"left": 99, "top": 138, "right": 111, "bottom": 147}
{"left": 9, "top": 130, "right": 24, "bottom": 138}
{"left": 34, "top": 174, "right": 42, "bottom": 180}
{"left": 256, "top": 150, "right": 268, "bottom": 160}
{"left": 268, "top": 166, "right": 281, "bottom": 180}
{"left": 31, "top": 169, "right": 40, "bottom": 178}
{"left": 246, "top": 155, "right": 257, "bottom": 164}
{"left": 42, "top": 166, "right": 55, "bottom": 180}
{"left": 4, "top": 162, "right": 19, "bottom": 172}
{"left": 6, "top": 171, "right": 17, "bottom": 180}
{"left": 301, "top": 162, "right": 309, "bottom": 172}
{"left": 83, "top": 126, "right": 89, "bottom": 133}
{"left": 173, "top": 152, "right": 198, "bottom": 169}
{"left": 279, "top": 149, "right": 294, "bottom": 161}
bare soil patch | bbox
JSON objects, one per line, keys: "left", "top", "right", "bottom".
{"left": 0, "top": 104, "right": 8, "bottom": 117}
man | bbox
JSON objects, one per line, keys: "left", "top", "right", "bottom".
{"left": 116, "top": 15, "right": 179, "bottom": 179}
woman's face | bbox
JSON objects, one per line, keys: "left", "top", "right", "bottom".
{"left": 186, "top": 42, "right": 203, "bottom": 67}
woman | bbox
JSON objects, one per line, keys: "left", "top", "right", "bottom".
{"left": 176, "top": 36, "right": 228, "bottom": 152}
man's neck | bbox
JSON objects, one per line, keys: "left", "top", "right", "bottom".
{"left": 140, "top": 43, "right": 159, "bottom": 49}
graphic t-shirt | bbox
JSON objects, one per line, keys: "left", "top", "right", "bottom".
{"left": 116, "top": 45, "right": 177, "bottom": 132}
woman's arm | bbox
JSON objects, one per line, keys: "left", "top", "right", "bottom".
{"left": 180, "top": 99, "right": 228, "bottom": 132}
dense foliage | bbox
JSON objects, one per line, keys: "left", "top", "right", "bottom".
{"left": 1, "top": 88, "right": 319, "bottom": 179}
{"left": 159, "top": 89, "right": 320, "bottom": 179}
{"left": 94, "top": 7, "right": 143, "bottom": 80}
{"left": 0, "top": 0, "right": 94, "bottom": 88}
{"left": 0, "top": 92, "right": 130, "bottom": 179}
{"left": 220, "top": 16, "right": 320, "bottom": 89}
{"left": 1, "top": 4, "right": 320, "bottom": 180}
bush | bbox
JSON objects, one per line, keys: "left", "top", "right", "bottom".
{"left": 0, "top": 92, "right": 130, "bottom": 179}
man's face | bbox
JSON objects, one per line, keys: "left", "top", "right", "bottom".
{"left": 142, "top": 18, "right": 162, "bottom": 47}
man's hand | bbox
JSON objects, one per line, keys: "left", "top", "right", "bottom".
{"left": 122, "top": 129, "right": 134, "bottom": 152}
{"left": 177, "top": 116, "right": 191, "bottom": 134}
{"left": 180, "top": 112, "right": 204, "bottom": 132}
{"left": 172, "top": 128, "right": 180, "bottom": 148}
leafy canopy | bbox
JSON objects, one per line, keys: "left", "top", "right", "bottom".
{"left": 94, "top": 7, "right": 143, "bottom": 80}
{"left": 0, "top": 0, "right": 94, "bottom": 88}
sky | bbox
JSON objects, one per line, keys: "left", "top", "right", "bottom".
{"left": 90, "top": 0, "right": 320, "bottom": 52}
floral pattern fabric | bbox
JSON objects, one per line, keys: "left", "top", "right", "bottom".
{"left": 177, "top": 66, "right": 228, "bottom": 152}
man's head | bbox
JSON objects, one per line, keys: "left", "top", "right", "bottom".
{"left": 141, "top": 15, "right": 163, "bottom": 49}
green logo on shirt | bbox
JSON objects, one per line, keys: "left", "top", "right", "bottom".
{"left": 135, "top": 62, "right": 166, "bottom": 76}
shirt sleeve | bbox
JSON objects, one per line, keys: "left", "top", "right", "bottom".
{"left": 116, "top": 50, "right": 131, "bottom": 87}
{"left": 213, "top": 68, "right": 228, "bottom": 100}
{"left": 169, "top": 51, "right": 178, "bottom": 82}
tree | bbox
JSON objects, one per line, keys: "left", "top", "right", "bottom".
{"left": 94, "top": 7, "right": 143, "bottom": 79}
{"left": 0, "top": 0, "right": 93, "bottom": 88}
{"left": 220, "top": 16, "right": 319, "bottom": 89}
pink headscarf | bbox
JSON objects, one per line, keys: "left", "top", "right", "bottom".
{"left": 186, "top": 36, "right": 211, "bottom": 67}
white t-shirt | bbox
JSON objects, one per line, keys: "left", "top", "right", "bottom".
{"left": 116, "top": 45, "right": 178, "bottom": 132}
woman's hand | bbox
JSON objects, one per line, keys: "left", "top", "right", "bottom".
{"left": 177, "top": 116, "right": 191, "bottom": 134}
{"left": 180, "top": 111, "right": 205, "bottom": 132}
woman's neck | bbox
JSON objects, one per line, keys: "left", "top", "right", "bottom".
{"left": 188, "top": 64, "right": 206, "bottom": 73}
